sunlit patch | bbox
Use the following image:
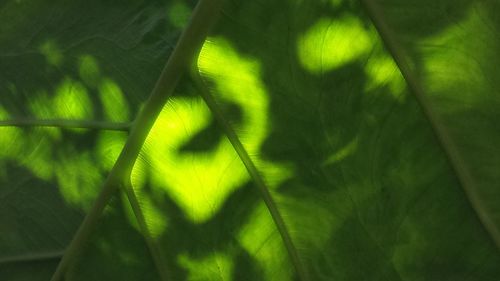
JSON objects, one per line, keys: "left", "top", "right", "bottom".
{"left": 178, "top": 252, "right": 233, "bottom": 281}
{"left": 28, "top": 90, "right": 53, "bottom": 118}
{"left": 79, "top": 54, "right": 101, "bottom": 87}
{"left": 131, "top": 38, "right": 294, "bottom": 226}
{"left": 54, "top": 77, "right": 93, "bottom": 119}
{"left": 38, "top": 40, "right": 63, "bottom": 66}
{"left": 238, "top": 203, "right": 292, "bottom": 281}
{"left": 121, "top": 190, "right": 167, "bottom": 239}
{"left": 99, "top": 78, "right": 130, "bottom": 121}
{"left": 30, "top": 78, "right": 94, "bottom": 122}
{"left": 20, "top": 130, "right": 54, "bottom": 181}
{"left": 0, "top": 106, "right": 23, "bottom": 158}
{"left": 418, "top": 6, "right": 492, "bottom": 113}
{"left": 198, "top": 38, "right": 268, "bottom": 155}
{"left": 0, "top": 109, "right": 56, "bottom": 185}
{"left": 297, "top": 16, "right": 372, "bottom": 74}
{"left": 168, "top": 1, "right": 191, "bottom": 28}
{"left": 0, "top": 105, "right": 102, "bottom": 210}
{"left": 55, "top": 150, "right": 103, "bottom": 210}
{"left": 132, "top": 97, "right": 249, "bottom": 224}
{"left": 96, "top": 131, "right": 127, "bottom": 170}
{"left": 198, "top": 37, "right": 292, "bottom": 188}
{"left": 364, "top": 54, "right": 405, "bottom": 101}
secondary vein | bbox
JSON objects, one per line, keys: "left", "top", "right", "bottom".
{"left": 193, "top": 72, "right": 310, "bottom": 281}
{"left": 0, "top": 119, "right": 131, "bottom": 131}
{"left": 0, "top": 250, "right": 64, "bottom": 264}
{"left": 123, "top": 180, "right": 171, "bottom": 281}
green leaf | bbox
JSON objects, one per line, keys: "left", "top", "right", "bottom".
{"left": 1, "top": 0, "right": 500, "bottom": 280}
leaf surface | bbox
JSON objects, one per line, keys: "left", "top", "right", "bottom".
{"left": 1, "top": 0, "right": 500, "bottom": 280}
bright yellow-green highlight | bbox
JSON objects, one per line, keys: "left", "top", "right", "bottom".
{"left": 1, "top": 100, "right": 110, "bottom": 210}
{"left": 122, "top": 190, "right": 168, "bottom": 239}
{"left": 28, "top": 78, "right": 93, "bottom": 122}
{"left": 0, "top": 112, "right": 54, "bottom": 181}
{"left": 238, "top": 204, "right": 292, "bottom": 281}
{"left": 0, "top": 109, "right": 53, "bottom": 195}
{"left": 198, "top": 38, "right": 268, "bottom": 154}
{"left": 298, "top": 16, "right": 372, "bottom": 73}
{"left": 0, "top": 106, "right": 23, "bottom": 158}
{"left": 132, "top": 97, "right": 249, "bottom": 225}
{"left": 365, "top": 54, "right": 405, "bottom": 100}
{"left": 0, "top": 75, "right": 122, "bottom": 212}
{"left": 54, "top": 77, "right": 93, "bottom": 119}
{"left": 0, "top": 121, "right": 105, "bottom": 210}
{"left": 99, "top": 78, "right": 130, "bottom": 121}
{"left": 168, "top": 1, "right": 191, "bottom": 28}
{"left": 20, "top": 129, "right": 54, "bottom": 181}
{"left": 39, "top": 40, "right": 63, "bottom": 66}
{"left": 55, "top": 150, "right": 103, "bottom": 210}
{"left": 28, "top": 90, "right": 52, "bottom": 118}
{"left": 178, "top": 252, "right": 233, "bottom": 281}
{"left": 131, "top": 37, "right": 291, "bottom": 231}
{"left": 79, "top": 54, "right": 100, "bottom": 87}
{"left": 97, "top": 131, "right": 127, "bottom": 170}
{"left": 198, "top": 37, "right": 292, "bottom": 185}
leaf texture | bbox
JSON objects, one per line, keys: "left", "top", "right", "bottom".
{"left": 1, "top": 0, "right": 500, "bottom": 280}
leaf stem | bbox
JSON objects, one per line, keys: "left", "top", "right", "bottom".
{"left": 49, "top": 1, "right": 225, "bottom": 280}
{"left": 359, "top": 0, "right": 500, "bottom": 249}
{"left": 0, "top": 119, "right": 131, "bottom": 131}
{"left": 192, "top": 72, "right": 310, "bottom": 281}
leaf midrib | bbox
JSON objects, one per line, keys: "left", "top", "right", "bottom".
{"left": 46, "top": 0, "right": 226, "bottom": 280}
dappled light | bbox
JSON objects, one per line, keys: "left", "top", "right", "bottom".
{"left": 54, "top": 150, "right": 103, "bottom": 210}
{"left": 297, "top": 15, "right": 372, "bottom": 74}
{"left": 0, "top": 0, "right": 195, "bottom": 279}
{"left": 132, "top": 97, "right": 248, "bottom": 224}
{"left": 99, "top": 79, "right": 130, "bottom": 121}
{"left": 54, "top": 78, "right": 93, "bottom": 119}
{"left": 364, "top": 54, "right": 405, "bottom": 100}
{"left": 0, "top": 107, "right": 23, "bottom": 158}
{"left": 97, "top": 131, "right": 128, "bottom": 170}
{"left": 418, "top": 4, "right": 496, "bottom": 113}
{"left": 122, "top": 189, "right": 168, "bottom": 239}
{"left": 0, "top": 53, "right": 130, "bottom": 211}
{"left": 131, "top": 37, "right": 292, "bottom": 226}
{"left": 178, "top": 252, "right": 233, "bottom": 281}
{"left": 238, "top": 203, "right": 293, "bottom": 281}
{"left": 2, "top": 0, "right": 500, "bottom": 280}
{"left": 198, "top": 37, "right": 293, "bottom": 187}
